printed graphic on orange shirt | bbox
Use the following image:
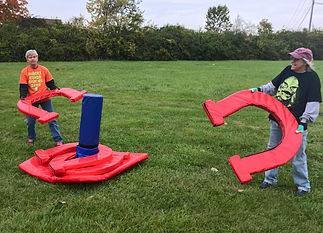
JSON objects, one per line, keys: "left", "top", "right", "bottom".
{"left": 28, "top": 71, "right": 42, "bottom": 92}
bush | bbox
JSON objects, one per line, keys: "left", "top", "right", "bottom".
{"left": 0, "top": 21, "right": 322, "bottom": 61}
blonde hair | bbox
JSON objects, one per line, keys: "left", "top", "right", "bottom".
{"left": 302, "top": 58, "right": 314, "bottom": 71}
{"left": 25, "top": 49, "right": 38, "bottom": 59}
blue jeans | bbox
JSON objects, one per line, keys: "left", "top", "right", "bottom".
{"left": 27, "top": 100, "right": 63, "bottom": 142}
{"left": 263, "top": 120, "right": 310, "bottom": 192}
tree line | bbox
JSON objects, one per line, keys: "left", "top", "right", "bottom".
{"left": 0, "top": 0, "right": 322, "bottom": 62}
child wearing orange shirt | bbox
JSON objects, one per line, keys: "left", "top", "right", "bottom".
{"left": 19, "top": 49, "right": 63, "bottom": 146}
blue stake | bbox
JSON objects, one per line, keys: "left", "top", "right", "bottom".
{"left": 76, "top": 94, "right": 103, "bottom": 158}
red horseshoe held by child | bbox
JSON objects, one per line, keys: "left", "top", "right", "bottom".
{"left": 17, "top": 88, "right": 87, "bottom": 124}
{"left": 203, "top": 90, "right": 302, "bottom": 184}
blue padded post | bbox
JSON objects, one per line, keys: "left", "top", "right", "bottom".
{"left": 76, "top": 93, "right": 103, "bottom": 158}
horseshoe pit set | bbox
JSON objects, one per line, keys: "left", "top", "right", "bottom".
{"left": 18, "top": 88, "right": 148, "bottom": 183}
{"left": 17, "top": 88, "right": 301, "bottom": 184}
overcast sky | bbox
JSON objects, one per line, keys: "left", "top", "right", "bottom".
{"left": 27, "top": 0, "right": 323, "bottom": 31}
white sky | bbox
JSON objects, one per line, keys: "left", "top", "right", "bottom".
{"left": 27, "top": 0, "right": 323, "bottom": 31}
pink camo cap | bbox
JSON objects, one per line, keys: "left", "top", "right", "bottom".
{"left": 289, "top": 47, "right": 313, "bottom": 62}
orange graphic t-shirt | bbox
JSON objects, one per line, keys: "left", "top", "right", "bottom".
{"left": 19, "top": 65, "right": 53, "bottom": 95}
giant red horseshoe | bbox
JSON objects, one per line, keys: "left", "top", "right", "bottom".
{"left": 203, "top": 90, "right": 302, "bottom": 184}
{"left": 17, "top": 88, "right": 87, "bottom": 124}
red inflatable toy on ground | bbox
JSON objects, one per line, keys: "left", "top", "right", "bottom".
{"left": 19, "top": 143, "right": 148, "bottom": 183}
{"left": 18, "top": 90, "right": 148, "bottom": 183}
{"left": 203, "top": 90, "right": 302, "bottom": 184}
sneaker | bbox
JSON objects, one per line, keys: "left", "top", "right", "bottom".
{"left": 55, "top": 141, "right": 63, "bottom": 146}
{"left": 259, "top": 181, "right": 273, "bottom": 189}
{"left": 27, "top": 138, "right": 34, "bottom": 145}
{"left": 295, "top": 190, "right": 309, "bottom": 197}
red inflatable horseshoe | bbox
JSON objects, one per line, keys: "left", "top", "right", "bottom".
{"left": 203, "top": 90, "right": 302, "bottom": 184}
{"left": 17, "top": 88, "right": 87, "bottom": 124}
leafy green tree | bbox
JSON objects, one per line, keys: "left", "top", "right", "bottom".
{"left": 86, "top": 0, "right": 143, "bottom": 31}
{"left": 68, "top": 15, "right": 87, "bottom": 28}
{"left": 205, "top": 5, "right": 232, "bottom": 33}
{"left": 256, "top": 19, "right": 286, "bottom": 59}
{"left": 258, "top": 18, "right": 273, "bottom": 35}
{"left": 0, "top": 0, "right": 29, "bottom": 24}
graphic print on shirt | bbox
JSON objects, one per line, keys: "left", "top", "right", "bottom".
{"left": 27, "top": 71, "right": 42, "bottom": 92}
{"left": 275, "top": 76, "right": 299, "bottom": 107}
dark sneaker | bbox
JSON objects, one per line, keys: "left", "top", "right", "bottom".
{"left": 295, "top": 190, "right": 309, "bottom": 196}
{"left": 259, "top": 181, "right": 273, "bottom": 189}
{"left": 55, "top": 141, "right": 63, "bottom": 146}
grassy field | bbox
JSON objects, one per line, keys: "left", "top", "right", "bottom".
{"left": 0, "top": 60, "right": 322, "bottom": 233}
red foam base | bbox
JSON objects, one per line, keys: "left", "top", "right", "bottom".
{"left": 19, "top": 143, "right": 148, "bottom": 183}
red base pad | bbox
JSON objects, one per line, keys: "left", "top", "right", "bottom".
{"left": 19, "top": 143, "right": 148, "bottom": 183}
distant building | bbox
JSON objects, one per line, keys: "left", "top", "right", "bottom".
{"left": 18, "top": 17, "right": 62, "bottom": 27}
{"left": 43, "top": 18, "right": 62, "bottom": 25}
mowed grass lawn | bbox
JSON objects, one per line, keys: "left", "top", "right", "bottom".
{"left": 0, "top": 60, "right": 322, "bottom": 233}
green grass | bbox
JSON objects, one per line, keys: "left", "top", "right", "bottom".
{"left": 0, "top": 60, "right": 322, "bottom": 233}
